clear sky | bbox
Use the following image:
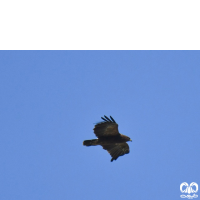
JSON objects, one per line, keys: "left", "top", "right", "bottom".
{"left": 0, "top": 51, "right": 199, "bottom": 200}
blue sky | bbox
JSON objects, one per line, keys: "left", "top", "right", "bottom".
{"left": 0, "top": 51, "right": 199, "bottom": 200}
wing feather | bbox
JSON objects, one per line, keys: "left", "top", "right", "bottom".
{"left": 104, "top": 115, "right": 112, "bottom": 122}
{"left": 102, "top": 143, "right": 130, "bottom": 162}
{"left": 94, "top": 116, "right": 119, "bottom": 137}
{"left": 110, "top": 116, "right": 116, "bottom": 123}
{"left": 101, "top": 117, "right": 108, "bottom": 122}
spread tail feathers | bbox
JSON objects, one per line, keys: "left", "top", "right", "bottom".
{"left": 83, "top": 139, "right": 98, "bottom": 146}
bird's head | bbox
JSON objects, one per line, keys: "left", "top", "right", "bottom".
{"left": 121, "top": 134, "right": 132, "bottom": 142}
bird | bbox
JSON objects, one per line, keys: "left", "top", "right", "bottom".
{"left": 83, "top": 115, "right": 132, "bottom": 162}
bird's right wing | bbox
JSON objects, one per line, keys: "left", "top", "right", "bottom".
{"left": 93, "top": 115, "right": 119, "bottom": 138}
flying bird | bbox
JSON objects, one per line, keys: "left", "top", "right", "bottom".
{"left": 83, "top": 115, "right": 132, "bottom": 162}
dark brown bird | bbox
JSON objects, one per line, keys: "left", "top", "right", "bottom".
{"left": 83, "top": 115, "right": 132, "bottom": 162}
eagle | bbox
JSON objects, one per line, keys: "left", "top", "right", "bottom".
{"left": 83, "top": 115, "right": 132, "bottom": 162}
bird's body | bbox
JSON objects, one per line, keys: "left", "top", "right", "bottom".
{"left": 83, "top": 115, "right": 132, "bottom": 162}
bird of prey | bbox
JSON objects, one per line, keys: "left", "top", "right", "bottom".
{"left": 83, "top": 115, "right": 132, "bottom": 162}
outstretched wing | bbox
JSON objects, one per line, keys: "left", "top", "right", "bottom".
{"left": 93, "top": 115, "right": 119, "bottom": 138}
{"left": 101, "top": 143, "right": 130, "bottom": 162}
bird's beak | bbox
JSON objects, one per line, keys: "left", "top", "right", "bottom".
{"left": 130, "top": 139, "right": 132, "bottom": 142}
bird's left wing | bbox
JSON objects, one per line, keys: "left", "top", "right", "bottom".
{"left": 101, "top": 143, "right": 130, "bottom": 162}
